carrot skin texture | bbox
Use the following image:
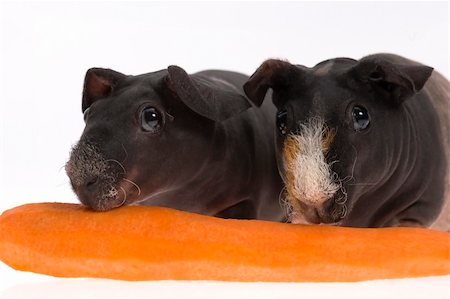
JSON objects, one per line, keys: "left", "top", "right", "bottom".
{"left": 0, "top": 203, "right": 449, "bottom": 282}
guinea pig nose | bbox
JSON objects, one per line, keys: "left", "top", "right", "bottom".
{"left": 85, "top": 176, "right": 99, "bottom": 190}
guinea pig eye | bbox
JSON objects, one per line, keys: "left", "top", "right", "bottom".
{"left": 141, "top": 107, "right": 162, "bottom": 133}
{"left": 83, "top": 107, "right": 90, "bottom": 123}
{"left": 276, "top": 109, "right": 288, "bottom": 135}
{"left": 352, "top": 105, "right": 370, "bottom": 131}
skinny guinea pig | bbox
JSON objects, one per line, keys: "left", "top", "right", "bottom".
{"left": 65, "top": 66, "right": 284, "bottom": 221}
{"left": 244, "top": 54, "right": 450, "bottom": 229}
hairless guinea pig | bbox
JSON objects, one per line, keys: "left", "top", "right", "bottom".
{"left": 65, "top": 66, "right": 284, "bottom": 220}
{"left": 244, "top": 53, "right": 450, "bottom": 229}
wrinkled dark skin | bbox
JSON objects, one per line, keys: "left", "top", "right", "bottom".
{"left": 244, "top": 54, "right": 450, "bottom": 229}
{"left": 66, "top": 66, "right": 284, "bottom": 221}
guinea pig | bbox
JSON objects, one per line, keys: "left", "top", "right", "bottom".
{"left": 244, "top": 54, "right": 449, "bottom": 229}
{"left": 65, "top": 65, "right": 284, "bottom": 221}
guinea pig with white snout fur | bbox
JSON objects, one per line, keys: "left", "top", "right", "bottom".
{"left": 244, "top": 54, "right": 450, "bottom": 230}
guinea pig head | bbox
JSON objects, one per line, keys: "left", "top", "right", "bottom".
{"left": 66, "top": 66, "right": 250, "bottom": 211}
{"left": 244, "top": 57, "right": 433, "bottom": 225}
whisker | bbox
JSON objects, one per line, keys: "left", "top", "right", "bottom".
{"left": 277, "top": 186, "right": 292, "bottom": 221}
{"left": 340, "top": 176, "right": 352, "bottom": 184}
{"left": 278, "top": 186, "right": 287, "bottom": 206}
{"left": 342, "top": 144, "right": 358, "bottom": 185}
{"left": 122, "top": 178, "right": 142, "bottom": 196}
{"left": 340, "top": 204, "right": 348, "bottom": 218}
{"left": 121, "top": 143, "right": 128, "bottom": 164}
{"left": 119, "top": 186, "right": 127, "bottom": 205}
{"left": 106, "top": 159, "right": 126, "bottom": 175}
{"left": 342, "top": 145, "right": 378, "bottom": 187}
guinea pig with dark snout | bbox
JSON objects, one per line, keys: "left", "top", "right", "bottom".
{"left": 65, "top": 65, "right": 284, "bottom": 221}
{"left": 244, "top": 54, "right": 450, "bottom": 229}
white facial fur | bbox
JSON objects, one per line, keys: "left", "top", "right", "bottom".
{"left": 283, "top": 117, "right": 340, "bottom": 212}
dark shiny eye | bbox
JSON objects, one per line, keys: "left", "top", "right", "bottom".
{"left": 276, "top": 109, "right": 288, "bottom": 135}
{"left": 141, "top": 107, "right": 162, "bottom": 133}
{"left": 352, "top": 105, "right": 370, "bottom": 131}
{"left": 83, "top": 107, "right": 91, "bottom": 123}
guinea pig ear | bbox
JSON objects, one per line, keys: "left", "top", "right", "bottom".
{"left": 244, "top": 59, "right": 304, "bottom": 107}
{"left": 350, "top": 57, "right": 433, "bottom": 106}
{"left": 165, "top": 65, "right": 251, "bottom": 122}
{"left": 82, "top": 68, "right": 126, "bottom": 112}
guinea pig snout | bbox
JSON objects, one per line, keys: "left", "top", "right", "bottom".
{"left": 65, "top": 140, "right": 125, "bottom": 211}
{"left": 282, "top": 117, "right": 344, "bottom": 223}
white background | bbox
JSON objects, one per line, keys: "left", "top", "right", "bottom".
{"left": 0, "top": 1, "right": 449, "bottom": 298}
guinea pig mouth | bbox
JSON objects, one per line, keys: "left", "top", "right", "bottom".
{"left": 75, "top": 180, "right": 127, "bottom": 211}
{"left": 289, "top": 191, "right": 348, "bottom": 225}
{"left": 65, "top": 140, "right": 130, "bottom": 211}
{"left": 282, "top": 117, "right": 347, "bottom": 225}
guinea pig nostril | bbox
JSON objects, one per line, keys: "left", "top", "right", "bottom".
{"left": 85, "top": 177, "right": 99, "bottom": 188}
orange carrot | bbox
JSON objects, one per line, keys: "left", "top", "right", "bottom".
{"left": 0, "top": 203, "right": 449, "bottom": 282}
